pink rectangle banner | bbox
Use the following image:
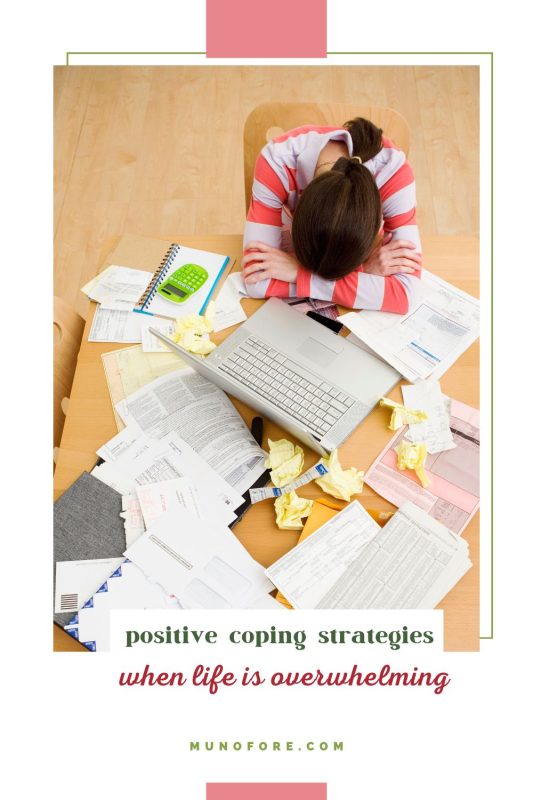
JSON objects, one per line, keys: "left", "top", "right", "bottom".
{"left": 206, "top": 0, "right": 327, "bottom": 57}
{"left": 207, "top": 784, "right": 327, "bottom": 799}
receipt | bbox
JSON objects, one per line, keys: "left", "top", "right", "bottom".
{"left": 379, "top": 397, "right": 428, "bottom": 431}
{"left": 315, "top": 449, "right": 364, "bottom": 501}
{"left": 274, "top": 491, "right": 314, "bottom": 530}
{"left": 265, "top": 438, "right": 305, "bottom": 487}
{"left": 395, "top": 440, "right": 430, "bottom": 487}
{"left": 249, "top": 463, "right": 328, "bottom": 504}
{"left": 402, "top": 381, "right": 456, "bottom": 453}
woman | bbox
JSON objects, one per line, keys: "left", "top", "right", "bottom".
{"left": 242, "top": 118, "right": 422, "bottom": 314}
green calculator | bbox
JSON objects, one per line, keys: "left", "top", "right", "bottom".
{"left": 157, "top": 264, "right": 209, "bottom": 304}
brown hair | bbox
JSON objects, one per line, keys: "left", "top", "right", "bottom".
{"left": 291, "top": 118, "right": 383, "bottom": 279}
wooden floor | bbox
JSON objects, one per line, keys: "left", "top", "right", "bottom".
{"left": 54, "top": 65, "right": 479, "bottom": 317}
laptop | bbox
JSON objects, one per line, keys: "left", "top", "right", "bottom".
{"left": 150, "top": 297, "right": 400, "bottom": 455}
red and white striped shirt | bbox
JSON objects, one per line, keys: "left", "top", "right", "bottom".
{"left": 243, "top": 125, "right": 421, "bottom": 314}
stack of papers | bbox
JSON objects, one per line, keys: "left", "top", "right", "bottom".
{"left": 340, "top": 271, "right": 480, "bottom": 382}
{"left": 266, "top": 501, "right": 472, "bottom": 609}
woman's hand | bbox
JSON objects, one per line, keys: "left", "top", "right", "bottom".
{"left": 242, "top": 242, "right": 299, "bottom": 285}
{"left": 363, "top": 233, "right": 422, "bottom": 276}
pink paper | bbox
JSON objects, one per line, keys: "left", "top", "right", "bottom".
{"left": 206, "top": 0, "right": 327, "bottom": 57}
{"left": 207, "top": 786, "right": 327, "bottom": 800}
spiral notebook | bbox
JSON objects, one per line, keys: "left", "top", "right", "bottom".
{"left": 133, "top": 242, "right": 230, "bottom": 319}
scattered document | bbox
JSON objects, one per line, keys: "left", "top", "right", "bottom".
{"left": 125, "top": 503, "right": 274, "bottom": 609}
{"left": 81, "top": 265, "right": 117, "bottom": 297}
{"left": 135, "top": 478, "right": 203, "bottom": 527}
{"left": 85, "top": 266, "right": 153, "bottom": 308}
{"left": 212, "top": 272, "right": 248, "bottom": 332}
{"left": 339, "top": 271, "right": 480, "bottom": 382}
{"left": 96, "top": 426, "right": 143, "bottom": 462}
{"left": 89, "top": 306, "right": 144, "bottom": 343}
{"left": 402, "top": 381, "right": 455, "bottom": 453}
{"left": 63, "top": 559, "right": 181, "bottom": 651}
{"left": 92, "top": 431, "right": 241, "bottom": 523}
{"left": 141, "top": 318, "right": 178, "bottom": 353}
{"left": 101, "top": 345, "right": 186, "bottom": 430}
{"left": 115, "top": 370, "right": 267, "bottom": 495}
{"left": 54, "top": 558, "right": 124, "bottom": 614}
{"left": 266, "top": 501, "right": 380, "bottom": 607}
{"left": 364, "top": 399, "right": 480, "bottom": 535}
{"left": 267, "top": 501, "right": 471, "bottom": 609}
{"left": 121, "top": 494, "right": 146, "bottom": 547}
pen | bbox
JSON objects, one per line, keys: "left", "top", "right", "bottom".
{"left": 251, "top": 416, "right": 264, "bottom": 447}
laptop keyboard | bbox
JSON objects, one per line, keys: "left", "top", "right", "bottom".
{"left": 219, "top": 335, "right": 364, "bottom": 438}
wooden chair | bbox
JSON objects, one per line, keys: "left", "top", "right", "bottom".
{"left": 54, "top": 296, "right": 84, "bottom": 458}
{"left": 243, "top": 102, "right": 411, "bottom": 210}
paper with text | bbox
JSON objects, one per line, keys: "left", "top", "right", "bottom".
{"left": 402, "top": 380, "right": 455, "bottom": 453}
{"left": 114, "top": 370, "right": 267, "bottom": 494}
{"left": 125, "top": 503, "right": 274, "bottom": 609}
{"left": 339, "top": 271, "right": 480, "bottom": 382}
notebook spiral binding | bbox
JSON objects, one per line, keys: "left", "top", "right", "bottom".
{"left": 136, "top": 243, "right": 180, "bottom": 310}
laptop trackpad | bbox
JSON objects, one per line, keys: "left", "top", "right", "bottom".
{"left": 296, "top": 337, "right": 343, "bottom": 367}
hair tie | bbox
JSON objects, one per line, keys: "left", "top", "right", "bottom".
{"left": 351, "top": 156, "right": 362, "bottom": 164}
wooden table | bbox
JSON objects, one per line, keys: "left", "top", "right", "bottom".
{"left": 54, "top": 234, "right": 480, "bottom": 652}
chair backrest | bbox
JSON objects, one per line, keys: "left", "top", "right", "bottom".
{"left": 54, "top": 296, "right": 84, "bottom": 449}
{"left": 243, "top": 102, "right": 411, "bottom": 211}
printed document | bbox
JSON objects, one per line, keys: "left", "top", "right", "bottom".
{"left": 115, "top": 370, "right": 267, "bottom": 494}
{"left": 339, "top": 271, "right": 480, "bottom": 382}
{"left": 85, "top": 265, "right": 153, "bottom": 308}
{"left": 125, "top": 503, "right": 274, "bottom": 609}
{"left": 135, "top": 478, "right": 203, "bottom": 527}
{"left": 314, "top": 503, "right": 471, "bottom": 609}
{"left": 92, "top": 431, "right": 241, "bottom": 522}
{"left": 212, "top": 273, "right": 248, "bottom": 332}
{"left": 402, "top": 380, "right": 455, "bottom": 453}
{"left": 89, "top": 306, "right": 144, "bottom": 343}
{"left": 266, "top": 502, "right": 471, "bottom": 610}
{"left": 266, "top": 501, "right": 380, "bottom": 608}
{"left": 141, "top": 318, "right": 178, "bottom": 353}
{"left": 101, "top": 345, "right": 186, "bottom": 430}
{"left": 364, "top": 399, "right": 480, "bottom": 535}
{"left": 121, "top": 494, "right": 146, "bottom": 548}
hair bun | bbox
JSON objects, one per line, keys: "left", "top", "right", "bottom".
{"left": 333, "top": 156, "right": 364, "bottom": 179}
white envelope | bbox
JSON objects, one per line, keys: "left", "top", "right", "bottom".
{"left": 125, "top": 502, "right": 273, "bottom": 609}
{"left": 63, "top": 559, "right": 181, "bottom": 652}
{"left": 55, "top": 558, "right": 125, "bottom": 614}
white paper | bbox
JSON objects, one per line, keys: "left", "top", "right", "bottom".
{"left": 115, "top": 370, "right": 267, "bottom": 495}
{"left": 141, "top": 318, "right": 178, "bottom": 353}
{"left": 88, "top": 306, "right": 144, "bottom": 343}
{"left": 85, "top": 265, "right": 153, "bottom": 306}
{"left": 402, "top": 380, "right": 456, "bottom": 453}
{"left": 266, "top": 501, "right": 380, "bottom": 608}
{"left": 125, "top": 503, "right": 274, "bottom": 609}
{"left": 92, "top": 431, "right": 241, "bottom": 522}
{"left": 96, "top": 426, "right": 143, "bottom": 462}
{"left": 212, "top": 272, "right": 248, "bottom": 332}
{"left": 120, "top": 494, "right": 146, "bottom": 548}
{"left": 339, "top": 271, "right": 480, "bottom": 382}
{"left": 54, "top": 558, "right": 124, "bottom": 614}
{"left": 62, "top": 559, "right": 181, "bottom": 651}
{"left": 314, "top": 503, "right": 472, "bottom": 610}
{"left": 135, "top": 478, "right": 203, "bottom": 527}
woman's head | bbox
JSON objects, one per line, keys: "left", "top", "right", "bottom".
{"left": 291, "top": 118, "right": 383, "bottom": 280}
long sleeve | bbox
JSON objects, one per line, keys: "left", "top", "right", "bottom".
{"left": 242, "top": 131, "right": 422, "bottom": 312}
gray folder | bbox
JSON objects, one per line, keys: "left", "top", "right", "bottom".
{"left": 54, "top": 472, "right": 126, "bottom": 626}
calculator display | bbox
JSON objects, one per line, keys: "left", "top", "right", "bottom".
{"left": 165, "top": 285, "right": 187, "bottom": 297}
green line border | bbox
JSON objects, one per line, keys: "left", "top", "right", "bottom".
{"left": 63, "top": 50, "right": 494, "bottom": 641}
